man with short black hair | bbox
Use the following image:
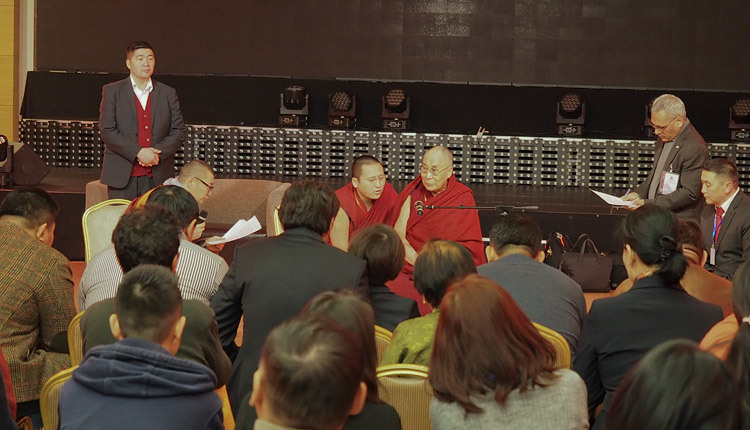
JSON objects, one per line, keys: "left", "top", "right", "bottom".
{"left": 477, "top": 214, "right": 586, "bottom": 354}
{"left": 0, "top": 187, "right": 76, "bottom": 425}
{"left": 699, "top": 157, "right": 750, "bottom": 279}
{"left": 211, "top": 180, "right": 367, "bottom": 414}
{"left": 99, "top": 40, "right": 186, "bottom": 200}
{"left": 250, "top": 315, "right": 367, "bottom": 430}
{"left": 331, "top": 155, "right": 399, "bottom": 250}
{"left": 81, "top": 205, "right": 231, "bottom": 385}
{"left": 80, "top": 185, "right": 228, "bottom": 309}
{"left": 59, "top": 265, "right": 223, "bottom": 429}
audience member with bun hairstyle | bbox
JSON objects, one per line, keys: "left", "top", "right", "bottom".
{"left": 429, "top": 274, "right": 588, "bottom": 429}
{"left": 726, "top": 262, "right": 750, "bottom": 421}
{"left": 380, "top": 239, "right": 477, "bottom": 366}
{"left": 606, "top": 339, "right": 743, "bottom": 430}
{"left": 573, "top": 204, "right": 723, "bottom": 430}
{"left": 348, "top": 224, "right": 419, "bottom": 332}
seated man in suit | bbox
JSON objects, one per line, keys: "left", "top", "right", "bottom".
{"left": 80, "top": 185, "right": 228, "bottom": 309}
{"left": 391, "top": 146, "right": 485, "bottom": 314}
{"left": 331, "top": 155, "right": 399, "bottom": 250}
{"left": 478, "top": 214, "right": 586, "bottom": 355}
{"left": 211, "top": 180, "right": 367, "bottom": 414}
{"left": 700, "top": 157, "right": 750, "bottom": 279}
{"left": 59, "top": 265, "right": 223, "bottom": 429}
{"left": 81, "top": 206, "right": 231, "bottom": 386}
{"left": 615, "top": 219, "right": 733, "bottom": 317}
{"left": 249, "top": 315, "right": 367, "bottom": 430}
{"left": 0, "top": 188, "right": 76, "bottom": 426}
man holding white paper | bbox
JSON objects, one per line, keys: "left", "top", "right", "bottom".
{"left": 622, "top": 94, "right": 709, "bottom": 219}
{"left": 79, "top": 186, "right": 228, "bottom": 309}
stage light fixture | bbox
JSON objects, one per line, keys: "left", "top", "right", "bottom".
{"left": 556, "top": 93, "right": 585, "bottom": 136}
{"left": 643, "top": 103, "right": 655, "bottom": 139}
{"left": 279, "top": 85, "right": 309, "bottom": 127}
{"left": 328, "top": 90, "right": 356, "bottom": 129}
{"left": 729, "top": 98, "right": 750, "bottom": 142}
{"left": 382, "top": 88, "right": 410, "bottom": 131}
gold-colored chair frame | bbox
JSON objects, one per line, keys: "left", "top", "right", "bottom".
{"left": 374, "top": 325, "right": 393, "bottom": 363}
{"left": 40, "top": 366, "right": 76, "bottom": 430}
{"left": 82, "top": 198, "right": 131, "bottom": 262}
{"left": 68, "top": 311, "right": 85, "bottom": 366}
{"left": 533, "top": 322, "right": 571, "bottom": 369}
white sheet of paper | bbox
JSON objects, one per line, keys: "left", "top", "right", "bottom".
{"left": 204, "top": 216, "right": 262, "bottom": 245}
{"left": 590, "top": 189, "right": 637, "bottom": 208}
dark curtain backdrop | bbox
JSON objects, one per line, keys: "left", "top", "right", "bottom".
{"left": 36, "top": 0, "right": 750, "bottom": 91}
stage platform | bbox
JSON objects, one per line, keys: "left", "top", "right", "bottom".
{"left": 0, "top": 167, "right": 629, "bottom": 262}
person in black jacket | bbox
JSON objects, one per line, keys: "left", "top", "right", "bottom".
{"left": 573, "top": 204, "right": 723, "bottom": 430}
{"left": 211, "top": 180, "right": 368, "bottom": 414}
{"left": 349, "top": 224, "right": 419, "bottom": 332}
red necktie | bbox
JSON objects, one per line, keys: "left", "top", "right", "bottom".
{"left": 714, "top": 206, "right": 725, "bottom": 244}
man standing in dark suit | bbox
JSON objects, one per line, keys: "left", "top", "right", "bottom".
{"left": 623, "top": 94, "right": 709, "bottom": 218}
{"left": 211, "top": 180, "right": 368, "bottom": 414}
{"left": 99, "top": 41, "right": 186, "bottom": 200}
{"left": 699, "top": 158, "right": 750, "bottom": 279}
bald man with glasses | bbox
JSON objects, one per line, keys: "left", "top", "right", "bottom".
{"left": 391, "top": 146, "right": 484, "bottom": 314}
{"left": 622, "top": 94, "right": 709, "bottom": 219}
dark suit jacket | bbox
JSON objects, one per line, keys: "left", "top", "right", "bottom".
{"left": 210, "top": 227, "right": 368, "bottom": 414}
{"left": 700, "top": 190, "right": 750, "bottom": 279}
{"left": 572, "top": 276, "right": 722, "bottom": 430}
{"left": 80, "top": 298, "right": 231, "bottom": 387}
{"left": 98, "top": 77, "right": 186, "bottom": 188}
{"left": 370, "top": 285, "right": 420, "bottom": 332}
{"left": 633, "top": 122, "right": 709, "bottom": 219}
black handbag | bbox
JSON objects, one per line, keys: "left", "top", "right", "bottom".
{"left": 559, "top": 234, "right": 613, "bottom": 292}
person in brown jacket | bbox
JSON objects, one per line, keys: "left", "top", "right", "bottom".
{"left": 0, "top": 187, "right": 76, "bottom": 427}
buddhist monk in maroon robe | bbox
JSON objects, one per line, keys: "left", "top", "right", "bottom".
{"left": 331, "top": 155, "right": 399, "bottom": 250}
{"left": 391, "top": 146, "right": 485, "bottom": 314}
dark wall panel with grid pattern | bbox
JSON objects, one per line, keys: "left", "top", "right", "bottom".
{"left": 21, "top": 120, "right": 750, "bottom": 191}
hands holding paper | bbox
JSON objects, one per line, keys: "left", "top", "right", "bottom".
{"left": 621, "top": 191, "right": 645, "bottom": 209}
{"left": 205, "top": 216, "right": 262, "bottom": 245}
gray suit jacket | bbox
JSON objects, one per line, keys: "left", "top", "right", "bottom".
{"left": 633, "top": 122, "right": 709, "bottom": 219}
{"left": 700, "top": 190, "right": 750, "bottom": 279}
{"left": 98, "top": 77, "right": 186, "bottom": 188}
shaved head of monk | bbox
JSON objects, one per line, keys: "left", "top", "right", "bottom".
{"left": 420, "top": 147, "right": 453, "bottom": 195}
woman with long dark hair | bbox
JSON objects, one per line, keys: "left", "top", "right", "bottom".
{"left": 429, "top": 274, "right": 588, "bottom": 429}
{"left": 573, "top": 204, "right": 723, "bottom": 430}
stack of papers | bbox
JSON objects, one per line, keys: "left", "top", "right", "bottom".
{"left": 590, "top": 189, "right": 636, "bottom": 208}
{"left": 205, "top": 216, "right": 262, "bottom": 245}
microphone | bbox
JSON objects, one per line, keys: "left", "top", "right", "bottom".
{"left": 198, "top": 210, "right": 208, "bottom": 225}
{"left": 414, "top": 200, "right": 424, "bottom": 216}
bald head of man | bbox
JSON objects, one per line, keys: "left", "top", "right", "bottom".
{"left": 177, "top": 160, "right": 215, "bottom": 204}
{"left": 420, "top": 147, "right": 453, "bottom": 195}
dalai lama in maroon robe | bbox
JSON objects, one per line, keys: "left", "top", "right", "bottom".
{"left": 331, "top": 155, "right": 399, "bottom": 250}
{"left": 391, "top": 146, "right": 485, "bottom": 314}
